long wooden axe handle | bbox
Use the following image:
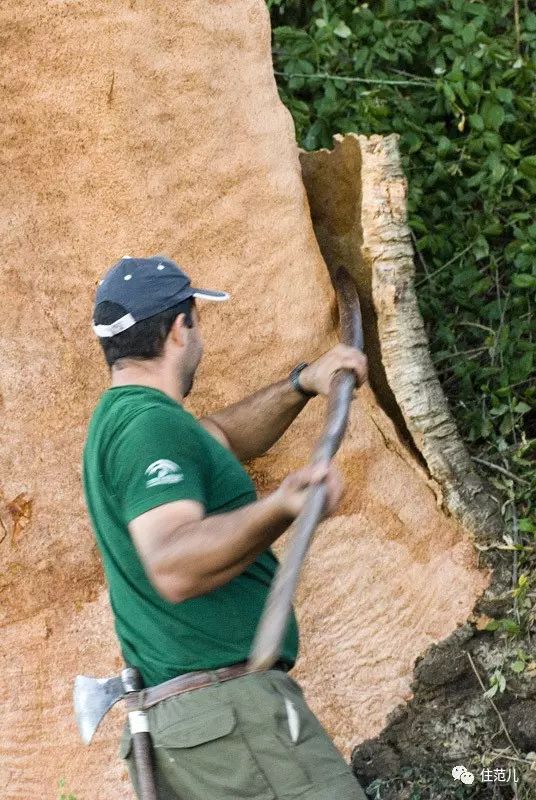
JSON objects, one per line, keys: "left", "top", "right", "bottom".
{"left": 249, "top": 266, "right": 364, "bottom": 672}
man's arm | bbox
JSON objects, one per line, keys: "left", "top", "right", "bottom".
{"left": 129, "top": 462, "right": 341, "bottom": 602}
{"left": 199, "top": 344, "right": 368, "bottom": 462}
{"left": 200, "top": 378, "right": 309, "bottom": 461}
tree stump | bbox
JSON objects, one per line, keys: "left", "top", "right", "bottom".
{"left": 1, "top": 2, "right": 532, "bottom": 799}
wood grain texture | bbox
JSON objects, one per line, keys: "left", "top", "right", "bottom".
{"left": 0, "top": 4, "right": 490, "bottom": 799}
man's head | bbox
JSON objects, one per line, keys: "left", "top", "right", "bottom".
{"left": 92, "top": 256, "right": 229, "bottom": 398}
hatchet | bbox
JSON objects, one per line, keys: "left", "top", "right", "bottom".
{"left": 74, "top": 666, "right": 158, "bottom": 800}
{"left": 249, "top": 265, "right": 364, "bottom": 671}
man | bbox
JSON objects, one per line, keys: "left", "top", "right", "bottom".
{"left": 83, "top": 255, "right": 369, "bottom": 800}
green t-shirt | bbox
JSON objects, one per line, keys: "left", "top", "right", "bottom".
{"left": 82, "top": 385, "right": 299, "bottom": 687}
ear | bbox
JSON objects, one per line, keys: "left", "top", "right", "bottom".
{"left": 167, "top": 313, "right": 188, "bottom": 348}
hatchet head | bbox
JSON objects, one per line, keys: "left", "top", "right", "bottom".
{"left": 74, "top": 674, "right": 125, "bottom": 744}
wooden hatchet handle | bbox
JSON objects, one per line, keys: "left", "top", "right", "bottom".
{"left": 122, "top": 667, "right": 159, "bottom": 800}
{"left": 249, "top": 266, "right": 364, "bottom": 672}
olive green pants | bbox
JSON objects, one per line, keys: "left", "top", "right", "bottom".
{"left": 119, "top": 668, "right": 367, "bottom": 800}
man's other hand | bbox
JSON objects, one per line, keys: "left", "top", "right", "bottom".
{"left": 274, "top": 462, "right": 343, "bottom": 520}
{"left": 298, "top": 344, "right": 368, "bottom": 398}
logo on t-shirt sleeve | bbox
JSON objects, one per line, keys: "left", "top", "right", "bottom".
{"left": 145, "top": 459, "right": 184, "bottom": 488}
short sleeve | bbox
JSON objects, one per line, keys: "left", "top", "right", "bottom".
{"left": 108, "top": 405, "right": 208, "bottom": 524}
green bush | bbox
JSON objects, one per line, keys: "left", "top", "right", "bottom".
{"left": 269, "top": 0, "right": 535, "bottom": 602}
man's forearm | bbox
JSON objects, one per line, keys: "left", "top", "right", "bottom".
{"left": 151, "top": 493, "right": 294, "bottom": 602}
{"left": 202, "top": 377, "right": 311, "bottom": 461}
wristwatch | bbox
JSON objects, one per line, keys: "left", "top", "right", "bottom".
{"left": 288, "top": 362, "right": 317, "bottom": 398}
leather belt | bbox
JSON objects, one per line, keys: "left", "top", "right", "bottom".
{"left": 126, "top": 660, "right": 290, "bottom": 711}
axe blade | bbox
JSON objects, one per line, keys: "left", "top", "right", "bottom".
{"left": 74, "top": 674, "right": 124, "bottom": 744}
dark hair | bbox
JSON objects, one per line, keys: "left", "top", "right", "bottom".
{"left": 94, "top": 297, "right": 195, "bottom": 368}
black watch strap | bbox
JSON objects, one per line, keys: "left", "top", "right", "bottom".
{"left": 288, "top": 362, "right": 317, "bottom": 398}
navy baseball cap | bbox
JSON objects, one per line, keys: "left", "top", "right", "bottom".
{"left": 92, "top": 255, "right": 229, "bottom": 338}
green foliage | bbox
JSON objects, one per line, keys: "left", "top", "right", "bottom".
{"left": 483, "top": 667, "right": 507, "bottom": 698}
{"left": 270, "top": 0, "right": 535, "bottom": 625}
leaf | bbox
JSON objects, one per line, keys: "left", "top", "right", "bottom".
{"left": 490, "top": 160, "right": 506, "bottom": 183}
{"left": 437, "top": 136, "right": 451, "bottom": 157}
{"left": 500, "top": 414, "right": 514, "bottom": 436}
{"left": 303, "top": 121, "right": 323, "bottom": 151}
{"left": 495, "top": 87, "right": 513, "bottom": 103}
{"left": 296, "top": 59, "right": 315, "bottom": 74}
{"left": 519, "top": 157, "right": 536, "bottom": 178}
{"left": 442, "top": 83, "right": 456, "bottom": 104}
{"left": 511, "top": 351, "right": 533, "bottom": 382}
{"left": 483, "top": 219, "right": 502, "bottom": 236}
{"left": 482, "top": 131, "right": 501, "bottom": 150}
{"left": 333, "top": 21, "right": 352, "bottom": 39}
{"left": 466, "top": 80, "right": 482, "bottom": 103}
{"left": 402, "top": 132, "right": 422, "bottom": 154}
{"left": 481, "top": 100, "right": 505, "bottom": 131}
{"left": 437, "top": 14, "right": 454, "bottom": 30}
{"left": 503, "top": 144, "right": 520, "bottom": 161}
{"left": 462, "top": 24, "right": 476, "bottom": 46}
{"left": 525, "top": 13, "right": 536, "bottom": 32}
{"left": 288, "top": 76, "right": 305, "bottom": 90}
{"left": 512, "top": 660, "right": 525, "bottom": 673}
{"left": 512, "top": 273, "right": 536, "bottom": 288}
{"left": 501, "top": 619, "right": 521, "bottom": 635}
{"left": 469, "top": 114, "right": 484, "bottom": 131}
{"left": 473, "top": 235, "right": 489, "bottom": 260}
{"left": 353, "top": 48, "right": 369, "bottom": 70}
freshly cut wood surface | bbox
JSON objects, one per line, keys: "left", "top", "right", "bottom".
{"left": 0, "top": 4, "right": 490, "bottom": 799}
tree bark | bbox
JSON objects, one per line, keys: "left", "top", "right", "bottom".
{"left": 300, "top": 133, "right": 536, "bottom": 799}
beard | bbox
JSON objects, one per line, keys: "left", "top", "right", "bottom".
{"left": 180, "top": 330, "right": 203, "bottom": 399}
{"left": 180, "top": 346, "right": 202, "bottom": 398}
{"left": 182, "top": 368, "right": 195, "bottom": 398}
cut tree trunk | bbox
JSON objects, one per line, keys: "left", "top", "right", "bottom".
{"left": 1, "top": 2, "right": 533, "bottom": 799}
